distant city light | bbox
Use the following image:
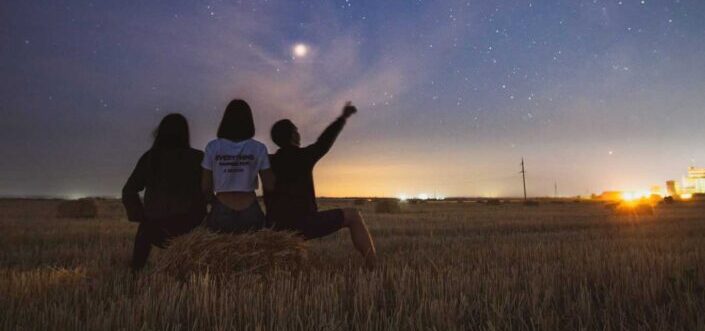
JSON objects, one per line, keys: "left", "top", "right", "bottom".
{"left": 66, "top": 192, "right": 86, "bottom": 200}
{"left": 417, "top": 193, "right": 429, "bottom": 200}
{"left": 621, "top": 192, "right": 635, "bottom": 202}
{"left": 620, "top": 190, "right": 652, "bottom": 202}
{"left": 397, "top": 194, "right": 408, "bottom": 201}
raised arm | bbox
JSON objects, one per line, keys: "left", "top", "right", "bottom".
{"left": 121, "top": 152, "right": 149, "bottom": 223}
{"left": 306, "top": 102, "right": 357, "bottom": 162}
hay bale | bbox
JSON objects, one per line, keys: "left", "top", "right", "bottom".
{"left": 56, "top": 198, "right": 98, "bottom": 218}
{"left": 375, "top": 199, "right": 401, "bottom": 214}
{"left": 153, "top": 228, "right": 307, "bottom": 278}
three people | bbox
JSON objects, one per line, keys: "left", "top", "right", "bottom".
{"left": 122, "top": 99, "right": 376, "bottom": 271}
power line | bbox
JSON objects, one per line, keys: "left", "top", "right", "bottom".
{"left": 554, "top": 181, "right": 558, "bottom": 198}
{"left": 520, "top": 157, "right": 527, "bottom": 201}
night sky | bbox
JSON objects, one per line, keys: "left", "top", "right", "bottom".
{"left": 2, "top": 0, "right": 705, "bottom": 198}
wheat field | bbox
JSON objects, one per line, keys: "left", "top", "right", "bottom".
{"left": 1, "top": 198, "right": 704, "bottom": 330}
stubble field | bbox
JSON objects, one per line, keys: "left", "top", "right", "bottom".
{"left": 1, "top": 198, "right": 704, "bottom": 330}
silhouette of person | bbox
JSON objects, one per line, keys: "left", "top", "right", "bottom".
{"left": 201, "top": 99, "right": 275, "bottom": 233}
{"left": 266, "top": 102, "right": 377, "bottom": 268}
{"left": 122, "top": 113, "right": 206, "bottom": 272}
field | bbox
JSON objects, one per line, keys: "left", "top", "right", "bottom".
{"left": 1, "top": 198, "right": 704, "bottom": 330}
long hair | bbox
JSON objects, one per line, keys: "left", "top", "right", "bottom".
{"left": 152, "top": 113, "right": 190, "bottom": 150}
{"left": 217, "top": 99, "right": 255, "bottom": 141}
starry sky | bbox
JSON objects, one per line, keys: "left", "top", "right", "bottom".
{"left": 2, "top": 0, "right": 705, "bottom": 198}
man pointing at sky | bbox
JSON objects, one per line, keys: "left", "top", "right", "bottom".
{"left": 266, "top": 102, "right": 377, "bottom": 269}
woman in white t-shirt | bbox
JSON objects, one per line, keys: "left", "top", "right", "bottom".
{"left": 201, "top": 99, "right": 274, "bottom": 233}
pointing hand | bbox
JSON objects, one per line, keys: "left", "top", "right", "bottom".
{"left": 342, "top": 101, "right": 357, "bottom": 119}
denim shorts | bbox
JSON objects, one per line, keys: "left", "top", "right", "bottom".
{"left": 205, "top": 200, "right": 265, "bottom": 233}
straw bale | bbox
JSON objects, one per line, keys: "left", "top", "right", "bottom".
{"left": 153, "top": 228, "right": 307, "bottom": 278}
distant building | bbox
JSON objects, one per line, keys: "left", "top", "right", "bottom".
{"left": 681, "top": 166, "right": 705, "bottom": 194}
{"left": 650, "top": 185, "right": 663, "bottom": 196}
{"left": 666, "top": 180, "right": 679, "bottom": 197}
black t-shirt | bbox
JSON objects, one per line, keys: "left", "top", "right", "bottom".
{"left": 266, "top": 117, "right": 346, "bottom": 229}
{"left": 122, "top": 148, "right": 206, "bottom": 226}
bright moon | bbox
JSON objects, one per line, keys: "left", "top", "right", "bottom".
{"left": 293, "top": 43, "right": 308, "bottom": 58}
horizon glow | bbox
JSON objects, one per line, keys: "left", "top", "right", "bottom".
{"left": 1, "top": 1, "right": 705, "bottom": 198}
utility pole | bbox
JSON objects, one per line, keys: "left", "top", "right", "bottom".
{"left": 520, "top": 157, "right": 527, "bottom": 201}
{"left": 554, "top": 181, "right": 558, "bottom": 198}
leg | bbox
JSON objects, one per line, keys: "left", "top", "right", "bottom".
{"left": 131, "top": 223, "right": 153, "bottom": 272}
{"left": 341, "top": 208, "right": 377, "bottom": 269}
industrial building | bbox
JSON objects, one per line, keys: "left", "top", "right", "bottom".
{"left": 665, "top": 166, "right": 705, "bottom": 197}
{"left": 681, "top": 167, "right": 705, "bottom": 194}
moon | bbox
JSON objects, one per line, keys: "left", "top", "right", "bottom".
{"left": 292, "top": 43, "right": 308, "bottom": 58}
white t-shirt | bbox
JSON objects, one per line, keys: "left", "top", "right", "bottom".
{"left": 201, "top": 138, "right": 270, "bottom": 193}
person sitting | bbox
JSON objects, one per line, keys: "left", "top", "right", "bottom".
{"left": 122, "top": 113, "right": 206, "bottom": 272}
{"left": 266, "top": 102, "right": 377, "bottom": 268}
{"left": 201, "top": 99, "right": 274, "bottom": 233}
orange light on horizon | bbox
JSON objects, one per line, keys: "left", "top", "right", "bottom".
{"left": 620, "top": 190, "right": 653, "bottom": 202}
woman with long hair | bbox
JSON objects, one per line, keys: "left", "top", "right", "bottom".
{"left": 201, "top": 99, "right": 274, "bottom": 233}
{"left": 122, "top": 113, "right": 206, "bottom": 272}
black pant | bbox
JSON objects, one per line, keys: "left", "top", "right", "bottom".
{"left": 131, "top": 214, "right": 203, "bottom": 271}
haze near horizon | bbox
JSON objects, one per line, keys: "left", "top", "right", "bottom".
{"left": 2, "top": 0, "right": 704, "bottom": 198}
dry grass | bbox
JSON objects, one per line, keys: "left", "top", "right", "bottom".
{"left": 153, "top": 228, "right": 307, "bottom": 279}
{"left": 374, "top": 199, "right": 402, "bottom": 214}
{"left": 55, "top": 198, "right": 98, "bottom": 219}
{"left": 1, "top": 198, "right": 704, "bottom": 330}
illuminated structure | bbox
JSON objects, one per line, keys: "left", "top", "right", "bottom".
{"left": 681, "top": 167, "right": 705, "bottom": 194}
{"left": 666, "top": 180, "right": 678, "bottom": 197}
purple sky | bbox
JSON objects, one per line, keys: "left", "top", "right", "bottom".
{"left": 1, "top": 0, "right": 705, "bottom": 198}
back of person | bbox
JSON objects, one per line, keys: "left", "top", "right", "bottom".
{"left": 268, "top": 148, "right": 318, "bottom": 226}
{"left": 203, "top": 138, "right": 268, "bottom": 194}
{"left": 264, "top": 103, "right": 377, "bottom": 269}
{"left": 123, "top": 147, "right": 206, "bottom": 229}
{"left": 142, "top": 148, "right": 206, "bottom": 222}
{"left": 265, "top": 103, "right": 351, "bottom": 232}
{"left": 201, "top": 99, "right": 274, "bottom": 233}
{"left": 122, "top": 113, "right": 206, "bottom": 272}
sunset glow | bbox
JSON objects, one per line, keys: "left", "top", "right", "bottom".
{"left": 1, "top": 1, "right": 705, "bottom": 199}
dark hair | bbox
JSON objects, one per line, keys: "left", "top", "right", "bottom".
{"left": 217, "top": 99, "right": 255, "bottom": 141}
{"left": 271, "top": 119, "right": 296, "bottom": 147}
{"left": 152, "top": 113, "right": 190, "bottom": 150}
